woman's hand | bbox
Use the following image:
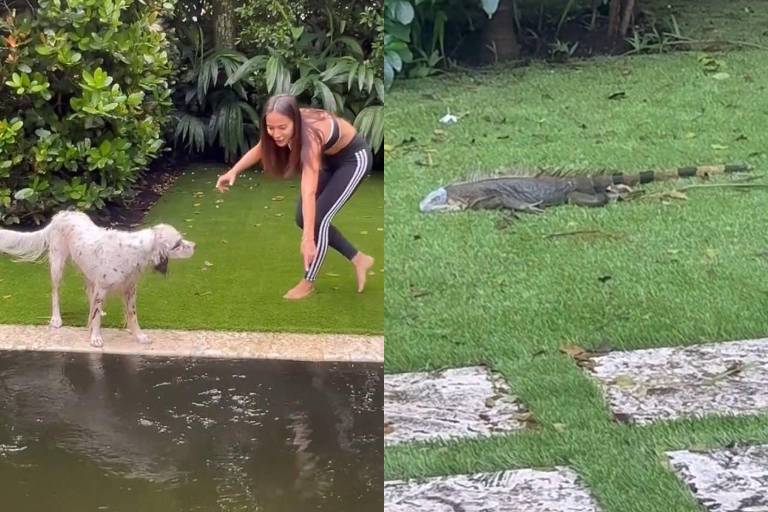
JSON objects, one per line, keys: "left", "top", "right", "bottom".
{"left": 301, "top": 237, "right": 317, "bottom": 272}
{"left": 216, "top": 170, "right": 236, "bottom": 192}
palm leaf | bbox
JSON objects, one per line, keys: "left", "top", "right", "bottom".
{"left": 354, "top": 105, "right": 383, "bottom": 152}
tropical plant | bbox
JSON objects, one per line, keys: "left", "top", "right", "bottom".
{"left": 0, "top": 0, "right": 176, "bottom": 225}
{"left": 174, "top": 2, "right": 384, "bottom": 159}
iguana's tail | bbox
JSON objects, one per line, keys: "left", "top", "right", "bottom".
{"left": 590, "top": 164, "right": 751, "bottom": 189}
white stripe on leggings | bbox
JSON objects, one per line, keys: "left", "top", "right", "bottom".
{"left": 306, "top": 149, "right": 368, "bottom": 281}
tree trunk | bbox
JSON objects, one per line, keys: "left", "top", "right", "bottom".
{"left": 607, "top": 0, "right": 622, "bottom": 36}
{"left": 619, "top": 0, "right": 636, "bottom": 36}
{"left": 607, "top": 0, "right": 639, "bottom": 37}
{"left": 483, "top": 0, "right": 520, "bottom": 62}
{"left": 212, "top": 0, "right": 237, "bottom": 49}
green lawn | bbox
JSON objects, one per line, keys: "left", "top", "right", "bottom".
{"left": 0, "top": 165, "right": 384, "bottom": 335}
{"left": 384, "top": 12, "right": 768, "bottom": 512}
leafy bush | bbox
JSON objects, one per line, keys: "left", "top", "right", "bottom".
{"left": 0, "top": 0, "right": 176, "bottom": 225}
{"left": 385, "top": 0, "right": 482, "bottom": 89}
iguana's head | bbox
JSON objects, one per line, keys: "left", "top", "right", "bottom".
{"left": 419, "top": 186, "right": 468, "bottom": 213}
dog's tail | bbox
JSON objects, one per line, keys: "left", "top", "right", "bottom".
{"left": 0, "top": 220, "right": 53, "bottom": 262}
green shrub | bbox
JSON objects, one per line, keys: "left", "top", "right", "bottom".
{"left": 0, "top": 0, "right": 175, "bottom": 225}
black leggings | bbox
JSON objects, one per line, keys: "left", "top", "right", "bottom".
{"left": 295, "top": 135, "right": 373, "bottom": 281}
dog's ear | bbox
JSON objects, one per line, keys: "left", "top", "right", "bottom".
{"left": 154, "top": 256, "right": 169, "bottom": 275}
{"left": 151, "top": 225, "right": 174, "bottom": 275}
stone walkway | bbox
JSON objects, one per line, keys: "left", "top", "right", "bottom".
{"left": 385, "top": 468, "right": 601, "bottom": 512}
{"left": 586, "top": 338, "right": 768, "bottom": 425}
{"left": 384, "top": 365, "right": 528, "bottom": 445}
{"left": 385, "top": 338, "right": 768, "bottom": 511}
{"left": 667, "top": 444, "right": 768, "bottom": 512}
{"left": 0, "top": 324, "right": 383, "bottom": 362}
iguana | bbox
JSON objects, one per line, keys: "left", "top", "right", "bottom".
{"left": 419, "top": 164, "right": 751, "bottom": 214}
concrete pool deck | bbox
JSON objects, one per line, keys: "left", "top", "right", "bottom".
{"left": 0, "top": 324, "right": 383, "bottom": 362}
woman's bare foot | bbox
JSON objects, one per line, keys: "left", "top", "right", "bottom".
{"left": 351, "top": 252, "right": 375, "bottom": 293}
{"left": 283, "top": 279, "right": 314, "bottom": 300}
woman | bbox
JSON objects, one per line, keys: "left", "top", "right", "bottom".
{"left": 215, "top": 94, "right": 375, "bottom": 300}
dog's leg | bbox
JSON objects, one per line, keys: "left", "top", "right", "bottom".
{"left": 88, "top": 287, "right": 107, "bottom": 348}
{"left": 85, "top": 281, "right": 94, "bottom": 328}
{"left": 49, "top": 244, "right": 67, "bottom": 329}
{"left": 123, "top": 284, "right": 150, "bottom": 345}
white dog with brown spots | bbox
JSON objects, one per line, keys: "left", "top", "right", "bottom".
{"left": 0, "top": 210, "right": 195, "bottom": 347}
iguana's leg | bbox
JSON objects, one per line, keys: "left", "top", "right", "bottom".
{"left": 469, "top": 195, "right": 544, "bottom": 213}
{"left": 567, "top": 191, "right": 610, "bottom": 207}
{"left": 606, "top": 184, "right": 633, "bottom": 202}
{"left": 609, "top": 184, "right": 633, "bottom": 193}
{"left": 497, "top": 195, "right": 545, "bottom": 213}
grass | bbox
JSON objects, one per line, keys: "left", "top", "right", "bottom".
{"left": 384, "top": 8, "right": 768, "bottom": 511}
{"left": 0, "top": 165, "right": 384, "bottom": 335}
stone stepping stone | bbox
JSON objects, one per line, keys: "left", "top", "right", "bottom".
{"left": 586, "top": 339, "right": 768, "bottom": 424}
{"left": 385, "top": 467, "right": 601, "bottom": 511}
{"left": 384, "top": 365, "right": 529, "bottom": 445}
{"left": 667, "top": 444, "right": 768, "bottom": 511}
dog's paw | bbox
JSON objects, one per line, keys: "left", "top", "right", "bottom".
{"left": 90, "top": 335, "right": 104, "bottom": 348}
{"left": 136, "top": 333, "right": 151, "bottom": 345}
{"left": 49, "top": 317, "right": 63, "bottom": 329}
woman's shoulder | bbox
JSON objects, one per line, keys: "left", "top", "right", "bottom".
{"left": 300, "top": 107, "right": 334, "bottom": 120}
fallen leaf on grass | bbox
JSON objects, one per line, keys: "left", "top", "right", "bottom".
{"left": 518, "top": 412, "right": 539, "bottom": 429}
{"left": 409, "top": 287, "right": 431, "bottom": 298}
{"left": 559, "top": 344, "right": 592, "bottom": 362}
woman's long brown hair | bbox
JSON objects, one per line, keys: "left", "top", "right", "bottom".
{"left": 260, "top": 94, "right": 325, "bottom": 178}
